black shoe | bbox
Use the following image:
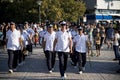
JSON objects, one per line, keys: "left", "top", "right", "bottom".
{"left": 113, "top": 58, "right": 118, "bottom": 61}
{"left": 116, "top": 70, "right": 120, "bottom": 73}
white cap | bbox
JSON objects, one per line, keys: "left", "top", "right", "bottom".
{"left": 60, "top": 21, "right": 66, "bottom": 25}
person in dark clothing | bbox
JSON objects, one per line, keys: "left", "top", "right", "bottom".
{"left": 106, "top": 24, "right": 114, "bottom": 49}
{"left": 2, "top": 24, "right": 9, "bottom": 51}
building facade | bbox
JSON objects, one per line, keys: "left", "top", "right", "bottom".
{"left": 83, "top": 0, "right": 120, "bottom": 23}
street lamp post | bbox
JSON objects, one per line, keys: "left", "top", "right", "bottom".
{"left": 37, "top": 0, "right": 42, "bottom": 23}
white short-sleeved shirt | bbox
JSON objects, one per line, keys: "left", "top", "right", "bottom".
{"left": 113, "top": 33, "right": 120, "bottom": 46}
{"left": 73, "top": 34, "right": 88, "bottom": 53}
{"left": 26, "top": 28, "right": 35, "bottom": 36}
{"left": 44, "top": 31, "right": 56, "bottom": 51}
{"left": 70, "top": 30, "right": 78, "bottom": 39}
{"left": 55, "top": 30, "right": 71, "bottom": 52}
{"left": 21, "top": 30, "right": 29, "bottom": 46}
{"left": 39, "top": 30, "right": 47, "bottom": 38}
{"left": 6, "top": 29, "right": 21, "bottom": 50}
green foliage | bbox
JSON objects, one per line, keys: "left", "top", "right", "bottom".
{"left": 41, "top": 0, "right": 86, "bottom": 22}
{"left": 0, "top": 0, "right": 86, "bottom": 23}
{"left": 61, "top": 0, "right": 86, "bottom": 21}
{"left": 41, "top": 0, "right": 63, "bottom": 21}
{"left": 0, "top": 0, "right": 38, "bottom": 23}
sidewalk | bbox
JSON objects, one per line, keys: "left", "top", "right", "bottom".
{"left": 0, "top": 45, "right": 120, "bottom": 80}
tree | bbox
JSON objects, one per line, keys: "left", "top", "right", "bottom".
{"left": 0, "top": 0, "right": 38, "bottom": 23}
{"left": 41, "top": 0, "right": 63, "bottom": 21}
{"left": 41, "top": 0, "right": 86, "bottom": 22}
{"left": 0, "top": 0, "right": 86, "bottom": 23}
{"left": 61, "top": 0, "right": 86, "bottom": 22}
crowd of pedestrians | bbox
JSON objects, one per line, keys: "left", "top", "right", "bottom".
{"left": 0, "top": 21, "right": 120, "bottom": 79}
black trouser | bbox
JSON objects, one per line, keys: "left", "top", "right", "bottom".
{"left": 8, "top": 50, "right": 19, "bottom": 69}
{"left": 26, "top": 44, "right": 32, "bottom": 53}
{"left": 18, "top": 50, "right": 26, "bottom": 63}
{"left": 113, "top": 45, "right": 120, "bottom": 59}
{"left": 70, "top": 49, "right": 77, "bottom": 66}
{"left": 58, "top": 52, "right": 68, "bottom": 77}
{"left": 100, "top": 37, "right": 104, "bottom": 47}
{"left": 22, "top": 54, "right": 26, "bottom": 61}
{"left": 45, "top": 50, "right": 56, "bottom": 71}
{"left": 75, "top": 51, "right": 86, "bottom": 71}
{"left": 18, "top": 50, "right": 22, "bottom": 64}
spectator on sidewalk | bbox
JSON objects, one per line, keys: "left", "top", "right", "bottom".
{"left": 113, "top": 30, "right": 120, "bottom": 61}
{"left": 100, "top": 26, "right": 105, "bottom": 48}
{"left": 6, "top": 22, "right": 21, "bottom": 73}
{"left": 53, "top": 21, "right": 73, "bottom": 79}
{"left": 106, "top": 23, "right": 114, "bottom": 49}
{"left": 43, "top": 24, "right": 56, "bottom": 73}
{"left": 95, "top": 33, "right": 101, "bottom": 56}
{"left": 33, "top": 28, "right": 39, "bottom": 47}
